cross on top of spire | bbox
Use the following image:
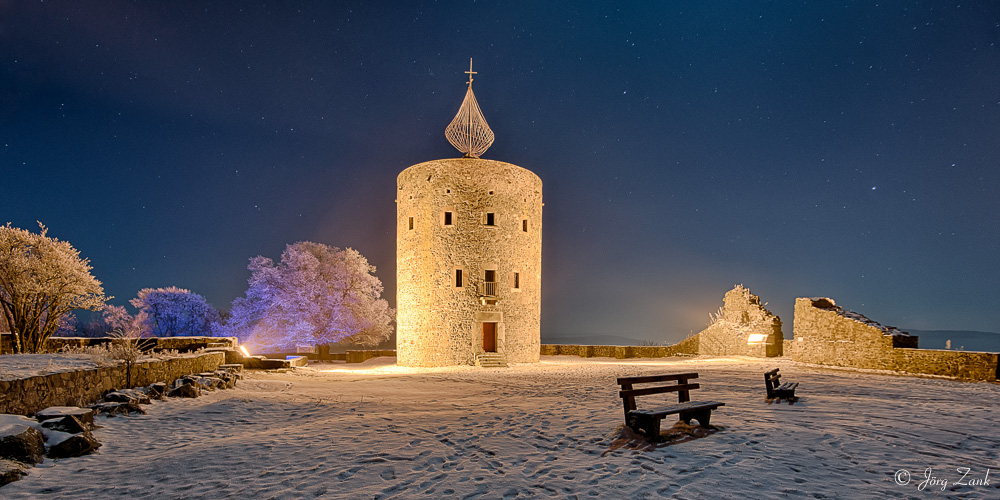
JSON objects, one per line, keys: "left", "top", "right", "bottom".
{"left": 465, "top": 58, "right": 476, "bottom": 87}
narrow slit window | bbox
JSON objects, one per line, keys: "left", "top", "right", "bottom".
{"left": 522, "top": 219, "right": 528, "bottom": 232}
{"left": 455, "top": 269, "right": 463, "bottom": 288}
{"left": 444, "top": 211, "right": 453, "bottom": 226}
{"left": 513, "top": 272, "right": 520, "bottom": 289}
{"left": 408, "top": 217, "right": 414, "bottom": 230}
{"left": 485, "top": 212, "right": 495, "bottom": 226}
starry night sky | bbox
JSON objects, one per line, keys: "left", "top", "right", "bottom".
{"left": 3, "top": 1, "right": 999, "bottom": 342}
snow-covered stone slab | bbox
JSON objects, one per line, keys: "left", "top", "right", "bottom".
{"left": 104, "top": 389, "right": 151, "bottom": 405}
{"left": 35, "top": 407, "right": 96, "bottom": 427}
{"left": 45, "top": 431, "right": 100, "bottom": 459}
{"left": 40, "top": 415, "right": 88, "bottom": 435}
{"left": 147, "top": 381, "right": 167, "bottom": 399}
{"left": 166, "top": 382, "right": 199, "bottom": 398}
{"left": 0, "top": 458, "right": 29, "bottom": 486}
{"left": 0, "top": 415, "right": 45, "bottom": 465}
{"left": 90, "top": 402, "right": 145, "bottom": 417}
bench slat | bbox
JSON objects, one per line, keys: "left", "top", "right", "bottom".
{"left": 620, "top": 383, "right": 700, "bottom": 399}
{"left": 629, "top": 400, "right": 726, "bottom": 418}
{"left": 617, "top": 373, "right": 699, "bottom": 385}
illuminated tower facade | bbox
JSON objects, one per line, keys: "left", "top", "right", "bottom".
{"left": 396, "top": 60, "right": 542, "bottom": 367}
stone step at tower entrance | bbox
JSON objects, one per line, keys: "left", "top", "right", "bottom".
{"left": 475, "top": 352, "right": 508, "bottom": 368}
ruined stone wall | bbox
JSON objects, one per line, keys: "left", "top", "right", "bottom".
{"left": 789, "top": 297, "right": 915, "bottom": 366}
{"left": 540, "top": 335, "right": 700, "bottom": 359}
{"left": 396, "top": 158, "right": 542, "bottom": 366}
{"left": 788, "top": 297, "right": 998, "bottom": 381}
{"left": 0, "top": 351, "right": 225, "bottom": 415}
{"left": 694, "top": 285, "right": 783, "bottom": 357}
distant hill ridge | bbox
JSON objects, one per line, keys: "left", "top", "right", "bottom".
{"left": 904, "top": 329, "right": 1000, "bottom": 353}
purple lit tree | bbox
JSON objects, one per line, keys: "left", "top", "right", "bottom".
{"left": 227, "top": 242, "right": 394, "bottom": 351}
{"left": 53, "top": 312, "right": 79, "bottom": 337}
{"left": 130, "top": 286, "right": 221, "bottom": 337}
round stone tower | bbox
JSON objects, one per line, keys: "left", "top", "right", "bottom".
{"left": 396, "top": 61, "right": 542, "bottom": 367}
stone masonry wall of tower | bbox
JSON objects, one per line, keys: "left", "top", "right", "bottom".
{"left": 396, "top": 158, "right": 542, "bottom": 367}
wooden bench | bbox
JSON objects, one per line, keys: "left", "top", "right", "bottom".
{"left": 764, "top": 368, "right": 799, "bottom": 401}
{"left": 616, "top": 373, "right": 725, "bottom": 441}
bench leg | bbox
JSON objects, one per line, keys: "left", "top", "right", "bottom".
{"left": 693, "top": 409, "right": 712, "bottom": 428}
{"left": 628, "top": 413, "right": 662, "bottom": 441}
{"left": 679, "top": 409, "right": 713, "bottom": 427}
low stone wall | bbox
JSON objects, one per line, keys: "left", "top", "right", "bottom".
{"left": 541, "top": 336, "right": 699, "bottom": 359}
{"left": 891, "top": 349, "right": 998, "bottom": 380}
{"left": 346, "top": 350, "right": 397, "bottom": 364}
{"left": 784, "top": 340, "right": 998, "bottom": 380}
{"left": 0, "top": 351, "right": 225, "bottom": 416}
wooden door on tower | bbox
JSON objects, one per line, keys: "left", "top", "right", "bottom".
{"left": 482, "top": 322, "right": 497, "bottom": 352}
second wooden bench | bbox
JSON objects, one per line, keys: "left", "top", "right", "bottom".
{"left": 764, "top": 368, "right": 798, "bottom": 401}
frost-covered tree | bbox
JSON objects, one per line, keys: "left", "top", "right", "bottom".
{"left": 0, "top": 222, "right": 107, "bottom": 353}
{"left": 130, "top": 286, "right": 220, "bottom": 337}
{"left": 101, "top": 304, "right": 135, "bottom": 332}
{"left": 227, "top": 242, "right": 394, "bottom": 351}
{"left": 53, "top": 312, "right": 79, "bottom": 337}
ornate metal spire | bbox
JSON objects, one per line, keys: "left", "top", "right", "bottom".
{"left": 445, "top": 58, "right": 495, "bottom": 158}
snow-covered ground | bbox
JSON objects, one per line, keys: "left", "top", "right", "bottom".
{"left": 0, "top": 353, "right": 103, "bottom": 380}
{"left": 3, "top": 355, "right": 998, "bottom": 499}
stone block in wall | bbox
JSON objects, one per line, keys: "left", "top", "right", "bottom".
{"left": 203, "top": 347, "right": 244, "bottom": 365}
{"left": 242, "top": 356, "right": 292, "bottom": 370}
{"left": 892, "top": 335, "right": 919, "bottom": 349}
